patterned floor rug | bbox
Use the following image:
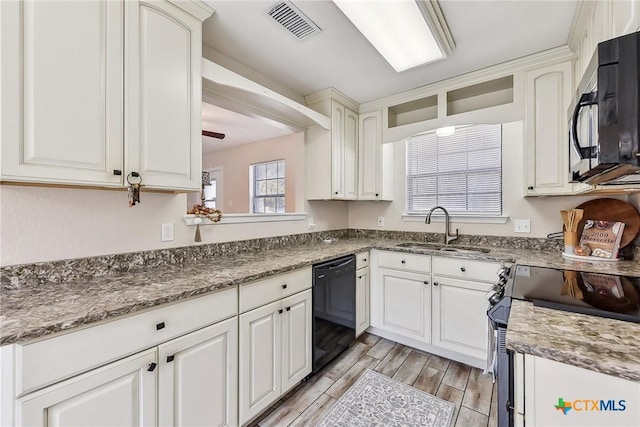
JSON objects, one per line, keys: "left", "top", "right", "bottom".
{"left": 317, "top": 369, "right": 455, "bottom": 427}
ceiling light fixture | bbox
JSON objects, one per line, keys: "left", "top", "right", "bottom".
{"left": 435, "top": 126, "right": 456, "bottom": 137}
{"left": 332, "top": 0, "right": 455, "bottom": 72}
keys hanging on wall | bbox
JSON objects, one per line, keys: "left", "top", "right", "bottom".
{"left": 127, "top": 172, "right": 142, "bottom": 207}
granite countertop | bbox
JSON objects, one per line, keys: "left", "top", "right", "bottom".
{"left": 506, "top": 299, "right": 640, "bottom": 382}
{"left": 3, "top": 236, "right": 640, "bottom": 372}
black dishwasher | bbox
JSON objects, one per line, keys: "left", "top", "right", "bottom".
{"left": 312, "top": 254, "right": 356, "bottom": 373}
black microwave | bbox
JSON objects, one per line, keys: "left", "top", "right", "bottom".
{"left": 569, "top": 31, "right": 640, "bottom": 185}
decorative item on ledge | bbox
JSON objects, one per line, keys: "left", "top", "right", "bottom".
{"left": 186, "top": 171, "right": 222, "bottom": 242}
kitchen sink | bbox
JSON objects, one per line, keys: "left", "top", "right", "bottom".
{"left": 395, "top": 242, "right": 490, "bottom": 254}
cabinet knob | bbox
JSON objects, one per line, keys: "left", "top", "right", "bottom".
{"left": 147, "top": 363, "right": 157, "bottom": 372}
{"left": 363, "top": 258, "right": 367, "bottom": 262}
{"left": 527, "top": 186, "right": 534, "bottom": 190}
{"left": 335, "top": 191, "right": 339, "bottom": 195}
{"left": 433, "top": 282, "right": 439, "bottom": 286}
{"left": 401, "top": 260, "right": 406, "bottom": 264}
{"left": 375, "top": 193, "right": 379, "bottom": 197}
{"left": 156, "top": 322, "right": 166, "bottom": 330}
{"left": 424, "top": 280, "right": 429, "bottom": 285}
{"left": 278, "top": 309, "right": 284, "bottom": 314}
{"left": 358, "top": 276, "right": 362, "bottom": 279}
{"left": 113, "top": 169, "right": 122, "bottom": 176}
{"left": 166, "top": 355, "right": 175, "bottom": 363}
{"left": 286, "top": 306, "right": 291, "bottom": 311}
{"left": 282, "top": 284, "right": 287, "bottom": 289}
{"left": 460, "top": 267, "right": 466, "bottom": 272}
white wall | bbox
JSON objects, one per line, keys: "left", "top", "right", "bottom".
{"left": 0, "top": 186, "right": 348, "bottom": 267}
{"left": 348, "top": 121, "right": 628, "bottom": 238}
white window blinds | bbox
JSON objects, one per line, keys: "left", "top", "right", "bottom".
{"left": 406, "top": 124, "right": 502, "bottom": 215}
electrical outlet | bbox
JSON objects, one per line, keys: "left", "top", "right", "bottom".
{"left": 514, "top": 219, "right": 531, "bottom": 233}
{"left": 308, "top": 217, "right": 316, "bottom": 229}
{"left": 377, "top": 217, "right": 385, "bottom": 227}
{"left": 161, "top": 223, "right": 174, "bottom": 242}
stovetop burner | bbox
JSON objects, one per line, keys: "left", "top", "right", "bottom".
{"left": 506, "top": 265, "right": 640, "bottom": 324}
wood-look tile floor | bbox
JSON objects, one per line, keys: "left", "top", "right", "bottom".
{"left": 251, "top": 333, "right": 498, "bottom": 427}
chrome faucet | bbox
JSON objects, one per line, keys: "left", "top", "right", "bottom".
{"left": 425, "top": 206, "right": 458, "bottom": 244}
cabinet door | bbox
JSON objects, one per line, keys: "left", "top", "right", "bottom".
{"left": 158, "top": 317, "right": 238, "bottom": 427}
{"left": 239, "top": 301, "right": 281, "bottom": 425}
{"left": 431, "top": 276, "right": 491, "bottom": 360}
{"left": 19, "top": 349, "right": 156, "bottom": 427}
{"left": 355, "top": 267, "right": 370, "bottom": 337}
{"left": 281, "top": 290, "right": 312, "bottom": 393}
{"left": 0, "top": 0, "right": 124, "bottom": 186}
{"left": 611, "top": 0, "right": 639, "bottom": 38}
{"left": 343, "top": 106, "right": 359, "bottom": 200}
{"left": 358, "top": 111, "right": 381, "bottom": 200}
{"left": 522, "top": 354, "right": 640, "bottom": 426}
{"left": 330, "top": 100, "right": 346, "bottom": 198}
{"left": 373, "top": 268, "right": 431, "bottom": 342}
{"left": 125, "top": 0, "right": 202, "bottom": 191}
{"left": 524, "top": 60, "right": 574, "bottom": 195}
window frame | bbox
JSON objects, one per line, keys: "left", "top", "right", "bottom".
{"left": 250, "top": 159, "right": 286, "bottom": 214}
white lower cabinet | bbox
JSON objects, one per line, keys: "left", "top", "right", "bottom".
{"left": 158, "top": 317, "right": 238, "bottom": 427}
{"left": 19, "top": 349, "right": 157, "bottom": 427}
{"left": 373, "top": 268, "right": 431, "bottom": 343}
{"left": 4, "top": 289, "right": 239, "bottom": 427}
{"left": 517, "top": 353, "right": 640, "bottom": 426}
{"left": 355, "top": 266, "right": 370, "bottom": 337}
{"left": 431, "top": 276, "right": 492, "bottom": 360}
{"left": 370, "top": 250, "right": 503, "bottom": 368}
{"left": 239, "top": 289, "right": 312, "bottom": 426}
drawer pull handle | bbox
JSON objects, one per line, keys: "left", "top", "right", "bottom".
{"left": 286, "top": 306, "right": 291, "bottom": 311}
{"left": 166, "top": 355, "right": 175, "bottom": 363}
{"left": 460, "top": 267, "right": 466, "bottom": 272}
{"left": 278, "top": 309, "right": 284, "bottom": 314}
{"left": 282, "top": 284, "right": 287, "bottom": 289}
{"left": 147, "top": 363, "right": 157, "bottom": 372}
{"left": 401, "top": 260, "right": 406, "bottom": 264}
{"left": 156, "top": 322, "right": 166, "bottom": 330}
{"left": 433, "top": 282, "right": 439, "bottom": 286}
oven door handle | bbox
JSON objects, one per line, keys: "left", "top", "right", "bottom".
{"left": 571, "top": 90, "right": 598, "bottom": 160}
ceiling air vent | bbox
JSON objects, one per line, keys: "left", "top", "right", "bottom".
{"left": 266, "top": 1, "right": 321, "bottom": 40}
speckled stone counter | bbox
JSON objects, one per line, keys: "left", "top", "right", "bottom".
{"left": 0, "top": 239, "right": 376, "bottom": 345}
{"left": 3, "top": 233, "right": 640, "bottom": 376}
{"left": 506, "top": 299, "right": 640, "bottom": 382}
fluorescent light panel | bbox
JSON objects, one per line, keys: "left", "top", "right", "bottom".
{"left": 333, "top": 0, "right": 445, "bottom": 72}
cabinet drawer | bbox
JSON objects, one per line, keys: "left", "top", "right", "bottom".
{"left": 18, "top": 287, "right": 237, "bottom": 396}
{"left": 377, "top": 251, "right": 430, "bottom": 274}
{"left": 239, "top": 267, "right": 312, "bottom": 313}
{"left": 432, "top": 256, "right": 502, "bottom": 282}
{"left": 356, "top": 251, "right": 369, "bottom": 269}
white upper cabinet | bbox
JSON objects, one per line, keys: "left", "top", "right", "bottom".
{"left": 524, "top": 59, "right": 577, "bottom": 196}
{"left": 306, "top": 90, "right": 359, "bottom": 200}
{"left": 611, "top": 0, "right": 640, "bottom": 38}
{"left": 125, "top": 0, "right": 204, "bottom": 191}
{"left": 358, "top": 110, "right": 393, "bottom": 201}
{"left": 1, "top": 0, "right": 124, "bottom": 186}
{"left": 0, "top": 0, "right": 213, "bottom": 191}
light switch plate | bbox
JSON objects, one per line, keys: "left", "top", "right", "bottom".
{"left": 514, "top": 219, "right": 531, "bottom": 233}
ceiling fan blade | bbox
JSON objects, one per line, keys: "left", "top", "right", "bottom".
{"left": 202, "top": 130, "right": 226, "bottom": 139}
